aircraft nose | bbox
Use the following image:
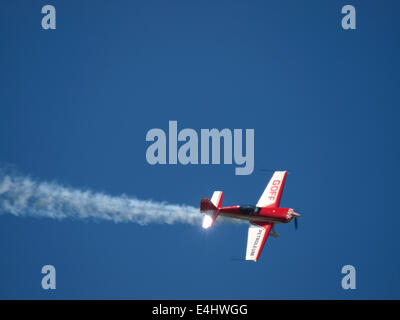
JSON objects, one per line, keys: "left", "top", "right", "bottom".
{"left": 288, "top": 209, "right": 300, "bottom": 218}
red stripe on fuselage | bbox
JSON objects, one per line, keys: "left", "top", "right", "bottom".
{"left": 218, "top": 206, "right": 290, "bottom": 223}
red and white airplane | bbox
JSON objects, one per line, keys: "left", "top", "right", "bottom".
{"left": 200, "top": 171, "right": 300, "bottom": 261}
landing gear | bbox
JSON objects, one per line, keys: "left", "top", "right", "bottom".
{"left": 270, "top": 225, "right": 280, "bottom": 238}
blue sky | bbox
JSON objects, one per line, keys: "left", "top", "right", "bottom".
{"left": 0, "top": 0, "right": 399, "bottom": 299}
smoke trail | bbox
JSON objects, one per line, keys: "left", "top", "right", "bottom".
{"left": 0, "top": 171, "right": 202, "bottom": 225}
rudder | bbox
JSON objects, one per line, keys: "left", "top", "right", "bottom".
{"left": 200, "top": 191, "right": 223, "bottom": 228}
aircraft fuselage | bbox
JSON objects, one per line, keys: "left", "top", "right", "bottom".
{"left": 218, "top": 205, "right": 294, "bottom": 224}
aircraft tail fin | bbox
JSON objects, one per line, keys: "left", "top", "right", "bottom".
{"left": 200, "top": 191, "right": 223, "bottom": 228}
{"left": 210, "top": 191, "right": 223, "bottom": 208}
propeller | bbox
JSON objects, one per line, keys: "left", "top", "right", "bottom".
{"left": 290, "top": 210, "right": 300, "bottom": 230}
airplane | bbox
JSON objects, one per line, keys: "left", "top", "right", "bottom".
{"left": 200, "top": 171, "right": 300, "bottom": 261}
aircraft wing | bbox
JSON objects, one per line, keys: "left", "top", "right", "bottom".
{"left": 256, "top": 171, "right": 287, "bottom": 208}
{"left": 245, "top": 222, "right": 272, "bottom": 261}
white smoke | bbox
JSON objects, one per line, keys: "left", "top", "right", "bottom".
{"left": 0, "top": 172, "right": 202, "bottom": 225}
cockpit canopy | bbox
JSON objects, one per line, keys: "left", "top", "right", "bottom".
{"left": 239, "top": 205, "right": 261, "bottom": 215}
